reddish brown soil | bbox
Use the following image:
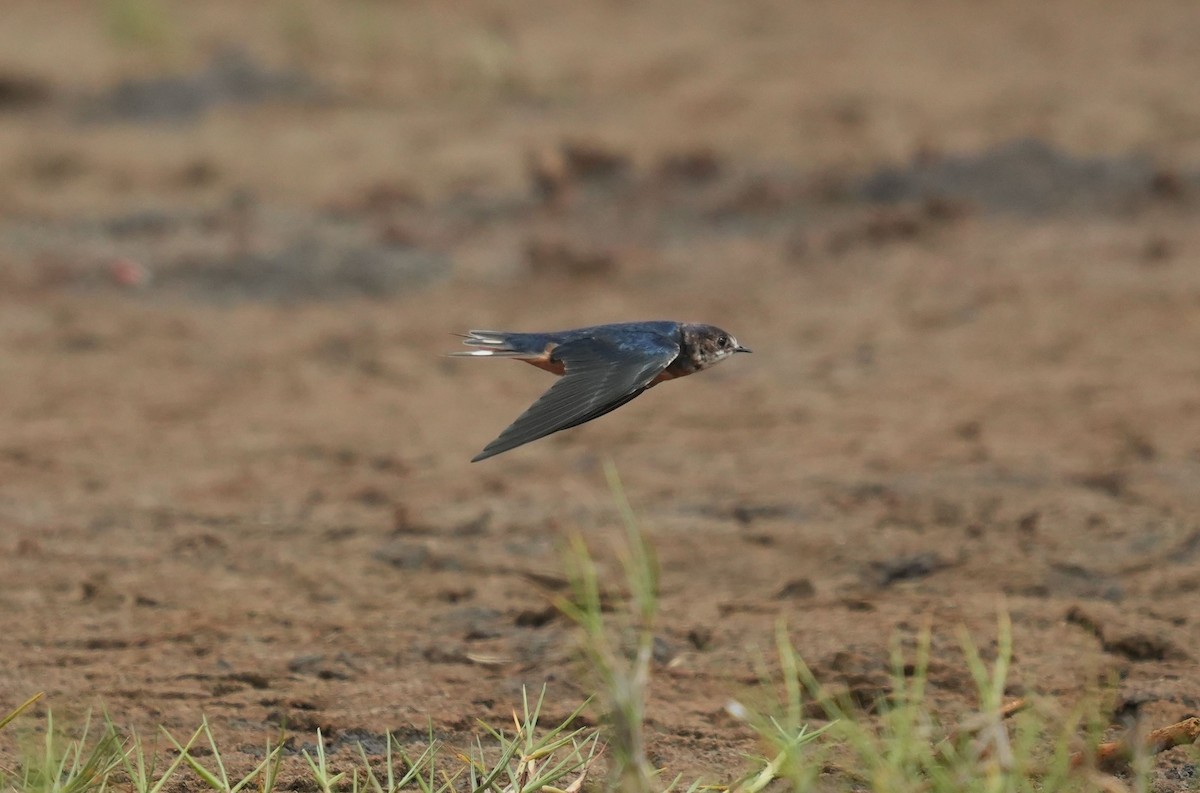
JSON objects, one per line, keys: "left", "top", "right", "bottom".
{"left": 2, "top": 1, "right": 1199, "bottom": 787}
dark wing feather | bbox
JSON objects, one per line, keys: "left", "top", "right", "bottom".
{"left": 471, "top": 335, "right": 678, "bottom": 462}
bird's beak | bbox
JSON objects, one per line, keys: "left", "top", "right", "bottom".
{"left": 735, "top": 345, "right": 752, "bottom": 353}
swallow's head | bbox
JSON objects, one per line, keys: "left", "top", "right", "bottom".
{"left": 683, "top": 323, "right": 752, "bottom": 370}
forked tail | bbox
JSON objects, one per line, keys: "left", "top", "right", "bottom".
{"left": 448, "top": 330, "right": 531, "bottom": 358}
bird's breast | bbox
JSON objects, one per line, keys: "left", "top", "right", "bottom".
{"left": 655, "top": 356, "right": 699, "bottom": 382}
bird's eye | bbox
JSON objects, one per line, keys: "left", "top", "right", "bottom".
{"left": 717, "top": 335, "right": 729, "bottom": 347}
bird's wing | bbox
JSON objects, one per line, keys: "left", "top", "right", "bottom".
{"left": 471, "top": 335, "right": 679, "bottom": 462}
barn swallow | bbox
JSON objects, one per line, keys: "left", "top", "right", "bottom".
{"left": 451, "top": 321, "right": 750, "bottom": 461}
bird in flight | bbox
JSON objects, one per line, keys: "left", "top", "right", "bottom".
{"left": 451, "top": 321, "right": 751, "bottom": 461}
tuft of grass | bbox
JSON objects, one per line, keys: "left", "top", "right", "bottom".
{"left": 737, "top": 611, "right": 1163, "bottom": 793}
{"left": 466, "top": 687, "right": 601, "bottom": 793}
{"left": 726, "top": 625, "right": 834, "bottom": 793}
{"left": 11, "top": 711, "right": 124, "bottom": 793}
{"left": 557, "top": 461, "right": 659, "bottom": 793}
{"left": 115, "top": 716, "right": 200, "bottom": 793}
{"left": 355, "top": 726, "right": 442, "bottom": 793}
{"left": 163, "top": 717, "right": 284, "bottom": 793}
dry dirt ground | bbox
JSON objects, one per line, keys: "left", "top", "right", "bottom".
{"left": 2, "top": 0, "right": 1200, "bottom": 787}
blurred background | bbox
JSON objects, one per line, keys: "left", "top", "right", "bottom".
{"left": 2, "top": 0, "right": 1200, "bottom": 784}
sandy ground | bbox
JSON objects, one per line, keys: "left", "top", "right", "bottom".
{"left": 2, "top": 0, "right": 1199, "bottom": 787}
